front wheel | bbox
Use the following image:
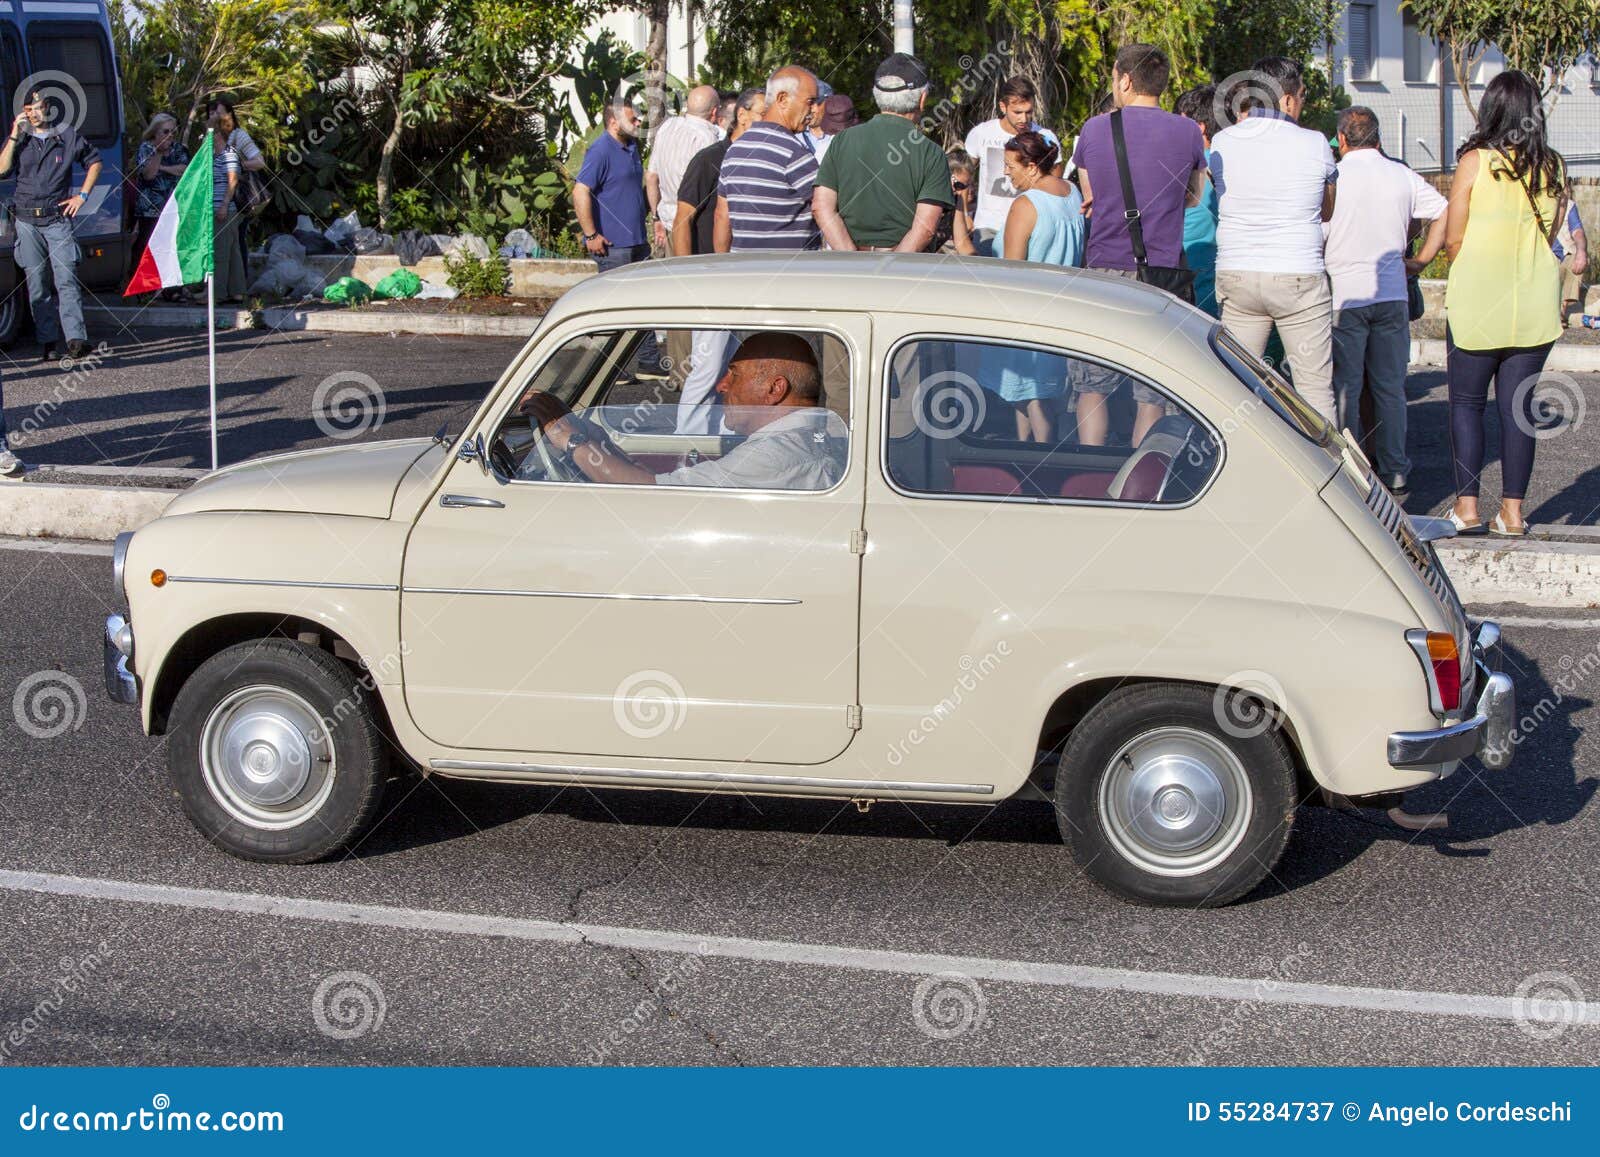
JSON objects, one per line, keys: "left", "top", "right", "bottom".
{"left": 1055, "top": 682, "right": 1297, "bottom": 907}
{"left": 168, "top": 639, "right": 389, "bottom": 862}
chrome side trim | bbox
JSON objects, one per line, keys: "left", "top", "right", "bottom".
{"left": 429, "top": 759, "right": 995, "bottom": 796}
{"left": 403, "top": 587, "right": 800, "bottom": 605}
{"left": 164, "top": 576, "right": 399, "bottom": 592}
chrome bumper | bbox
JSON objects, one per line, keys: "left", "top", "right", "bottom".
{"left": 103, "top": 613, "right": 137, "bottom": 705}
{"left": 1387, "top": 621, "right": 1515, "bottom": 770}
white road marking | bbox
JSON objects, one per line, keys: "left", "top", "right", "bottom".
{"left": 0, "top": 537, "right": 112, "bottom": 556}
{"left": 1, "top": 867, "right": 1594, "bottom": 1026}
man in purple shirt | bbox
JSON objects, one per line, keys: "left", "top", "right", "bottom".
{"left": 1071, "top": 44, "right": 1208, "bottom": 445}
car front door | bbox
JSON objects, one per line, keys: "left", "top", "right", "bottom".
{"left": 399, "top": 316, "right": 868, "bottom": 766}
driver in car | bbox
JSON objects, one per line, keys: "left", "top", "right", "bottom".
{"left": 519, "top": 332, "right": 842, "bottom": 490}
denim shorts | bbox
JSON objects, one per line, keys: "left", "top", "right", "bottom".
{"left": 1070, "top": 359, "right": 1164, "bottom": 406}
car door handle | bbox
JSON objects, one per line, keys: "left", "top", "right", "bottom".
{"left": 440, "top": 494, "right": 504, "bottom": 509}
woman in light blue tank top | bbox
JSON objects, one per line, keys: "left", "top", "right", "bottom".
{"left": 996, "top": 131, "right": 1085, "bottom": 440}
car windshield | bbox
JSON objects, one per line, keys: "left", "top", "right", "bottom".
{"left": 1210, "top": 327, "right": 1338, "bottom": 450}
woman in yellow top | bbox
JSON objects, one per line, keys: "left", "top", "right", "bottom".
{"left": 1443, "top": 70, "right": 1566, "bottom": 537}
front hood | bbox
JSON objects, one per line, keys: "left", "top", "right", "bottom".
{"left": 163, "top": 439, "right": 436, "bottom": 519}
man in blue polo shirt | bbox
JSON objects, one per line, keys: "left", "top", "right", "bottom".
{"left": 0, "top": 85, "right": 101, "bottom": 365}
{"left": 575, "top": 101, "right": 661, "bottom": 373}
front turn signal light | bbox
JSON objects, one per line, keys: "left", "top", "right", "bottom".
{"left": 150, "top": 569, "right": 167, "bottom": 588}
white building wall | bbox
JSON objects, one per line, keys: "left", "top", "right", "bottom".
{"left": 1323, "top": 1, "right": 1600, "bottom": 175}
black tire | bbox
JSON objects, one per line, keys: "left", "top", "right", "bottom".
{"left": 1054, "top": 681, "right": 1297, "bottom": 908}
{"left": 0, "top": 291, "right": 25, "bottom": 348}
{"left": 168, "top": 639, "right": 389, "bottom": 863}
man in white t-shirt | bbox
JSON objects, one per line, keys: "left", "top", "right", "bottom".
{"left": 647, "top": 86, "right": 722, "bottom": 249}
{"left": 962, "top": 76, "right": 1061, "bottom": 256}
{"left": 1208, "top": 56, "right": 1338, "bottom": 423}
{"left": 1323, "top": 106, "right": 1447, "bottom": 494}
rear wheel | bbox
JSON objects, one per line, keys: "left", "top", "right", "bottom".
{"left": 1054, "top": 682, "right": 1297, "bottom": 907}
{"left": 168, "top": 639, "right": 389, "bottom": 862}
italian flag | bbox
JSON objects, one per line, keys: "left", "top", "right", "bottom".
{"left": 123, "top": 130, "right": 214, "bottom": 295}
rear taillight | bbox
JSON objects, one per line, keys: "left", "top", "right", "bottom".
{"left": 1406, "top": 629, "right": 1461, "bottom": 714}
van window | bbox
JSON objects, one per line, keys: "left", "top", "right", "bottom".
{"left": 26, "top": 29, "right": 116, "bottom": 140}
{"left": 0, "top": 29, "right": 21, "bottom": 111}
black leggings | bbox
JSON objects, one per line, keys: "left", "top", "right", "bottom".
{"left": 1446, "top": 330, "right": 1555, "bottom": 501}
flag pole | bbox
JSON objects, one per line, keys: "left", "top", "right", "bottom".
{"left": 207, "top": 268, "right": 217, "bottom": 471}
{"left": 206, "top": 127, "right": 218, "bottom": 472}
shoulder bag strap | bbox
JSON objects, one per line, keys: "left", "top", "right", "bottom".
{"left": 1504, "top": 151, "right": 1559, "bottom": 247}
{"left": 1108, "top": 109, "right": 1148, "bottom": 275}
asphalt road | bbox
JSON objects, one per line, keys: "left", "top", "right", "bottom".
{"left": 2, "top": 321, "right": 1598, "bottom": 526}
{"left": 0, "top": 544, "right": 1596, "bottom": 1064}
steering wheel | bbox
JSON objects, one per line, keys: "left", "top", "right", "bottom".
{"left": 533, "top": 426, "right": 585, "bottom": 483}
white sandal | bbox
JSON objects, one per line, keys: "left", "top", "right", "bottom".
{"left": 1489, "top": 513, "right": 1527, "bottom": 537}
{"left": 1447, "top": 508, "right": 1484, "bottom": 535}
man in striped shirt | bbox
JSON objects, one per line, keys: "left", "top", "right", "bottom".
{"left": 714, "top": 66, "right": 822, "bottom": 252}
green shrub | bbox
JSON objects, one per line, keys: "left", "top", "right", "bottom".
{"left": 444, "top": 251, "right": 512, "bottom": 298}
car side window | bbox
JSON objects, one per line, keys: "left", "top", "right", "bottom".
{"left": 491, "top": 327, "right": 851, "bottom": 492}
{"left": 884, "top": 338, "right": 1219, "bottom": 505}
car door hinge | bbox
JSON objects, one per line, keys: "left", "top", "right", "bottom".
{"left": 850, "top": 529, "right": 868, "bottom": 555}
{"left": 845, "top": 704, "right": 862, "bottom": 730}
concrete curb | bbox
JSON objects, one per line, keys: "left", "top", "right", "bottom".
{"left": 0, "top": 480, "right": 177, "bottom": 539}
{"left": 86, "top": 303, "right": 255, "bottom": 331}
{"left": 3, "top": 476, "right": 1597, "bottom": 607}
{"left": 258, "top": 306, "right": 540, "bottom": 337}
{"left": 1436, "top": 538, "right": 1600, "bottom": 608}
{"left": 1409, "top": 338, "right": 1600, "bottom": 372}
{"left": 85, "top": 302, "right": 541, "bottom": 338}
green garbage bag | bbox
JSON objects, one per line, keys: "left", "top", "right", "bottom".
{"left": 322, "top": 276, "right": 373, "bottom": 304}
{"left": 373, "top": 268, "right": 422, "bottom": 299}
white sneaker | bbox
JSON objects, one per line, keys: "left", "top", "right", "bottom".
{"left": 0, "top": 449, "right": 23, "bottom": 478}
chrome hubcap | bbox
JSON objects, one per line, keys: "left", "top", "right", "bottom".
{"left": 1098, "top": 726, "right": 1252, "bottom": 877}
{"left": 200, "top": 686, "right": 335, "bottom": 829}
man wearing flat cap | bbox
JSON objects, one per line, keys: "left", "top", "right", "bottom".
{"left": 813, "top": 53, "right": 953, "bottom": 253}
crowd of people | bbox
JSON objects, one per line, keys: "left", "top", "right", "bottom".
{"left": 579, "top": 44, "right": 1584, "bottom": 536}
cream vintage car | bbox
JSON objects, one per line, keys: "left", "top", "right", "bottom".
{"left": 101, "top": 254, "right": 1516, "bottom": 907}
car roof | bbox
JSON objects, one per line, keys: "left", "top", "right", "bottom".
{"left": 548, "top": 252, "right": 1194, "bottom": 341}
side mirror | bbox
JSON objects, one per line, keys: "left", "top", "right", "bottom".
{"left": 457, "top": 432, "right": 488, "bottom": 473}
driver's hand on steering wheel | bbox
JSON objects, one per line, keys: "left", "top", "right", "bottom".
{"left": 518, "top": 390, "right": 577, "bottom": 450}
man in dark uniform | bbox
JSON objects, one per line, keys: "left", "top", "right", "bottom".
{"left": 0, "top": 85, "right": 102, "bottom": 363}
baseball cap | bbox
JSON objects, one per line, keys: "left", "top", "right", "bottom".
{"left": 874, "top": 52, "right": 929, "bottom": 92}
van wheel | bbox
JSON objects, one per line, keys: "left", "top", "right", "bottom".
{"left": 1054, "top": 682, "right": 1296, "bottom": 907}
{"left": 168, "top": 639, "right": 389, "bottom": 863}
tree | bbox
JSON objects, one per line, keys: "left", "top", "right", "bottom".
{"left": 340, "top": 0, "right": 601, "bottom": 227}
{"left": 1403, "top": 0, "right": 1600, "bottom": 117}
{"left": 110, "top": 0, "right": 326, "bottom": 146}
